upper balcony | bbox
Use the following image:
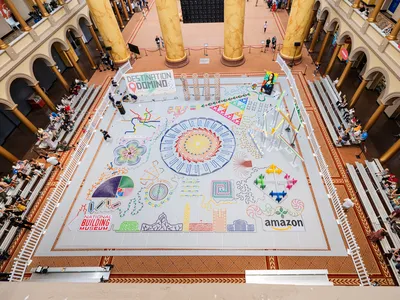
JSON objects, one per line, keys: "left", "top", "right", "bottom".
{"left": 328, "top": 0, "right": 400, "bottom": 76}
{"left": 0, "top": 0, "right": 86, "bottom": 80}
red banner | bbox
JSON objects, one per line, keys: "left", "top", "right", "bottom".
{"left": 340, "top": 48, "right": 349, "bottom": 61}
{"left": 79, "top": 214, "right": 112, "bottom": 231}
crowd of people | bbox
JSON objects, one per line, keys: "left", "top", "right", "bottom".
{"left": 266, "top": 0, "right": 287, "bottom": 11}
{"left": 333, "top": 89, "right": 368, "bottom": 146}
{"left": 363, "top": 169, "right": 400, "bottom": 273}
{"left": 36, "top": 79, "right": 87, "bottom": 151}
{"left": 0, "top": 159, "right": 45, "bottom": 260}
{"left": 358, "top": 4, "right": 370, "bottom": 18}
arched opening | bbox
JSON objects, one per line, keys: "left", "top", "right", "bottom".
{"left": 0, "top": 102, "right": 20, "bottom": 175}
{"left": 305, "top": 9, "right": 330, "bottom": 53}
{"left": 366, "top": 94, "right": 400, "bottom": 178}
{"left": 326, "top": 33, "right": 353, "bottom": 81}
{"left": 9, "top": 77, "right": 48, "bottom": 129}
{"left": 50, "top": 40, "right": 70, "bottom": 75}
{"left": 304, "top": 2, "right": 321, "bottom": 43}
{"left": 65, "top": 27, "right": 98, "bottom": 76}
{"left": 49, "top": 39, "right": 95, "bottom": 88}
{"left": 1, "top": 77, "right": 50, "bottom": 174}
{"left": 334, "top": 49, "right": 368, "bottom": 102}
{"left": 66, "top": 27, "right": 83, "bottom": 56}
{"left": 32, "top": 58, "right": 57, "bottom": 94}
{"left": 353, "top": 70, "right": 386, "bottom": 123}
{"left": 32, "top": 55, "right": 70, "bottom": 109}
{"left": 78, "top": 17, "right": 93, "bottom": 43}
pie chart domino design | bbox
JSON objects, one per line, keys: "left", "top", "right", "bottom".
{"left": 160, "top": 117, "right": 236, "bottom": 176}
{"left": 92, "top": 176, "right": 134, "bottom": 198}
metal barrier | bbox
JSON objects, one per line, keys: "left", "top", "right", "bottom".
{"left": 276, "top": 55, "right": 371, "bottom": 286}
{"left": 8, "top": 61, "right": 132, "bottom": 282}
{"left": 139, "top": 44, "right": 282, "bottom": 61}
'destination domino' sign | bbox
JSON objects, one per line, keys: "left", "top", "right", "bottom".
{"left": 124, "top": 70, "right": 176, "bottom": 96}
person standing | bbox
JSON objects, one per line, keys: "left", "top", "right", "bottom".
{"left": 263, "top": 21, "right": 268, "bottom": 33}
{"left": 266, "top": 37, "right": 271, "bottom": 51}
{"left": 271, "top": 36, "right": 277, "bottom": 47}
{"left": 342, "top": 198, "right": 354, "bottom": 212}
{"left": 109, "top": 92, "right": 116, "bottom": 107}
{"left": 367, "top": 228, "right": 388, "bottom": 243}
{"left": 155, "top": 35, "right": 161, "bottom": 49}
{"left": 100, "top": 129, "right": 111, "bottom": 141}
{"left": 41, "top": 154, "right": 62, "bottom": 170}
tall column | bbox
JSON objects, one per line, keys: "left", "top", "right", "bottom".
{"left": 304, "top": 9, "right": 318, "bottom": 42}
{"left": 221, "top": 0, "right": 246, "bottom": 66}
{"left": 5, "top": 0, "right": 31, "bottom": 31}
{"left": 364, "top": 103, "right": 387, "bottom": 131}
{"left": 126, "top": 0, "right": 133, "bottom": 14}
{"left": 380, "top": 139, "right": 400, "bottom": 163}
{"left": 349, "top": 78, "right": 369, "bottom": 108}
{"left": 367, "top": 0, "right": 385, "bottom": 22}
{"left": 34, "top": 0, "right": 50, "bottom": 17}
{"left": 77, "top": 36, "right": 97, "bottom": 70}
{"left": 111, "top": 0, "right": 125, "bottom": 29}
{"left": 10, "top": 105, "right": 38, "bottom": 133}
{"left": 309, "top": 20, "right": 324, "bottom": 53}
{"left": 315, "top": 30, "right": 332, "bottom": 65}
{"left": 0, "top": 38, "right": 8, "bottom": 50}
{"left": 336, "top": 60, "right": 353, "bottom": 89}
{"left": 0, "top": 146, "right": 18, "bottom": 163}
{"left": 155, "top": 0, "right": 189, "bottom": 68}
{"left": 352, "top": 0, "right": 361, "bottom": 8}
{"left": 32, "top": 84, "right": 56, "bottom": 111}
{"left": 280, "top": 0, "right": 315, "bottom": 61}
{"left": 120, "top": 0, "right": 130, "bottom": 21}
{"left": 50, "top": 65, "right": 70, "bottom": 91}
{"left": 324, "top": 44, "right": 342, "bottom": 76}
{"left": 88, "top": 25, "right": 103, "bottom": 52}
{"left": 387, "top": 20, "right": 400, "bottom": 41}
{"left": 86, "top": 0, "right": 130, "bottom": 64}
{"left": 65, "top": 48, "right": 88, "bottom": 82}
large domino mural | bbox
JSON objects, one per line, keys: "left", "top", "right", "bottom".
{"left": 65, "top": 83, "right": 311, "bottom": 243}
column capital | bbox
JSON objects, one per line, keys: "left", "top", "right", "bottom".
{"left": 9, "top": 104, "right": 18, "bottom": 111}
{"left": 29, "top": 81, "right": 41, "bottom": 88}
{"left": 0, "top": 38, "right": 9, "bottom": 50}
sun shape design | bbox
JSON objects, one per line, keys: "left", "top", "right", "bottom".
{"left": 160, "top": 117, "right": 236, "bottom": 176}
{"left": 175, "top": 128, "right": 222, "bottom": 163}
{"left": 113, "top": 140, "right": 147, "bottom": 166}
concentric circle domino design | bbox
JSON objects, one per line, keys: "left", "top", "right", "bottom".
{"left": 160, "top": 118, "right": 236, "bottom": 176}
{"left": 149, "top": 183, "right": 169, "bottom": 201}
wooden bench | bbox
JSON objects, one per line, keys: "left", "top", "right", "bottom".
{"left": 321, "top": 77, "right": 359, "bottom": 144}
{"left": 308, "top": 80, "right": 340, "bottom": 146}
{"left": 63, "top": 86, "right": 100, "bottom": 144}
{"left": 0, "top": 166, "right": 53, "bottom": 252}
{"left": 347, "top": 162, "right": 400, "bottom": 284}
{"left": 365, "top": 160, "right": 394, "bottom": 213}
{"left": 315, "top": 80, "right": 342, "bottom": 129}
{"left": 36, "top": 86, "right": 89, "bottom": 148}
